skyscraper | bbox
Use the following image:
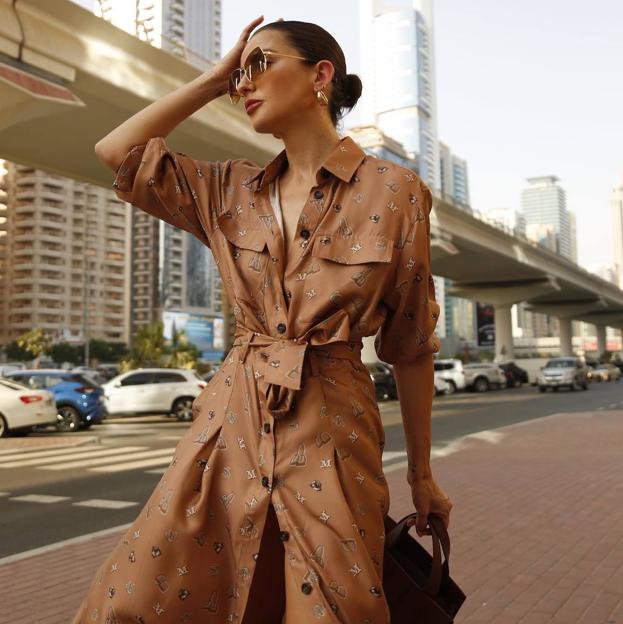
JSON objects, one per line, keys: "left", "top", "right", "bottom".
{"left": 359, "top": 0, "right": 440, "bottom": 191}
{"left": 610, "top": 173, "right": 623, "bottom": 287}
{"left": 0, "top": 160, "right": 131, "bottom": 347}
{"left": 521, "top": 176, "right": 574, "bottom": 259}
{"left": 439, "top": 141, "right": 470, "bottom": 206}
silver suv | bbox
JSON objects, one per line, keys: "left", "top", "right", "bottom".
{"left": 463, "top": 363, "right": 506, "bottom": 392}
{"left": 538, "top": 357, "right": 589, "bottom": 392}
{"left": 433, "top": 359, "right": 467, "bottom": 394}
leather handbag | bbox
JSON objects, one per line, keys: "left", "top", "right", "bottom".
{"left": 383, "top": 512, "right": 466, "bottom": 623}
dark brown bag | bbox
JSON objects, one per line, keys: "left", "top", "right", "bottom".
{"left": 383, "top": 512, "right": 466, "bottom": 623}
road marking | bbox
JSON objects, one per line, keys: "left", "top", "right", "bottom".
{"left": 91, "top": 455, "right": 174, "bottom": 473}
{"left": 0, "top": 446, "right": 146, "bottom": 468}
{"left": 42, "top": 448, "right": 175, "bottom": 471}
{"left": 9, "top": 494, "right": 71, "bottom": 504}
{"left": 73, "top": 499, "right": 139, "bottom": 510}
{"left": 0, "top": 492, "right": 9, "bottom": 497}
{"left": 382, "top": 451, "right": 407, "bottom": 461}
{"left": 0, "top": 446, "right": 109, "bottom": 462}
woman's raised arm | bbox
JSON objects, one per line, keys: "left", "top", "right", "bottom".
{"left": 94, "top": 15, "right": 265, "bottom": 171}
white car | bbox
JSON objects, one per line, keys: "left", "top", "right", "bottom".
{"left": 433, "top": 359, "right": 467, "bottom": 394}
{"left": 463, "top": 363, "right": 507, "bottom": 392}
{"left": 102, "top": 368, "right": 207, "bottom": 420}
{"left": 0, "top": 378, "right": 58, "bottom": 437}
{"left": 433, "top": 372, "right": 450, "bottom": 396}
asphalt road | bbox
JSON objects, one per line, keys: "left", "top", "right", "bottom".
{"left": 1, "top": 380, "right": 621, "bottom": 558}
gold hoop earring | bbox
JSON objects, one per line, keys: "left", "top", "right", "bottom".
{"left": 316, "top": 88, "right": 329, "bottom": 106}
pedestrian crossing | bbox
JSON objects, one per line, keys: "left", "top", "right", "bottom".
{"left": 0, "top": 444, "right": 407, "bottom": 475}
{"left": 0, "top": 445, "right": 174, "bottom": 474}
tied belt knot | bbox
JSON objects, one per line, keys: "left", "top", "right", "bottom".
{"left": 232, "top": 327, "right": 363, "bottom": 419}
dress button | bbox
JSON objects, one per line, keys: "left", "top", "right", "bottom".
{"left": 276, "top": 322, "right": 286, "bottom": 334}
{"left": 300, "top": 228, "right": 310, "bottom": 239}
{"left": 301, "top": 582, "right": 312, "bottom": 594}
{"left": 314, "top": 190, "right": 324, "bottom": 199}
{"left": 261, "top": 476, "right": 269, "bottom": 488}
{"left": 263, "top": 422, "right": 271, "bottom": 433}
{"left": 279, "top": 530, "right": 290, "bottom": 541}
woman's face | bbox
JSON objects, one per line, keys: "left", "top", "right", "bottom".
{"left": 236, "top": 30, "right": 331, "bottom": 135}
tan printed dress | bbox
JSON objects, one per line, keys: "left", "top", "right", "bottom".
{"left": 71, "top": 135, "right": 440, "bottom": 624}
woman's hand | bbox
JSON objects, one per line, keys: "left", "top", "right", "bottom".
{"left": 407, "top": 471, "right": 453, "bottom": 537}
{"left": 210, "top": 16, "right": 265, "bottom": 93}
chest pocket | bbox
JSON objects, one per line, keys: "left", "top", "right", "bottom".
{"left": 310, "top": 233, "right": 394, "bottom": 264}
{"left": 216, "top": 210, "right": 268, "bottom": 252}
{"left": 215, "top": 210, "right": 269, "bottom": 314}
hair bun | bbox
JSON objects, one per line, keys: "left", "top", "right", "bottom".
{"left": 342, "top": 73, "right": 363, "bottom": 109}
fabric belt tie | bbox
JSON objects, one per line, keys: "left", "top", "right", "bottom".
{"left": 232, "top": 327, "right": 363, "bottom": 419}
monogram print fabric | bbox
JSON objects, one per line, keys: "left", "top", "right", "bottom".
{"left": 71, "top": 135, "right": 439, "bottom": 624}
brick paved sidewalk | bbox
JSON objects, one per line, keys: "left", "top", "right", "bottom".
{"left": 1, "top": 410, "right": 621, "bottom": 623}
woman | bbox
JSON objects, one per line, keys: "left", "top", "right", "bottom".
{"left": 73, "top": 16, "right": 453, "bottom": 624}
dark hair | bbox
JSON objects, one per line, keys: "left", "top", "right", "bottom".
{"left": 253, "top": 20, "right": 363, "bottom": 126}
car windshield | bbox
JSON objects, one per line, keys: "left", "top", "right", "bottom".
{"left": 545, "top": 359, "right": 576, "bottom": 368}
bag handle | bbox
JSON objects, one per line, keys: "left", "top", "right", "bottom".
{"left": 386, "top": 512, "right": 451, "bottom": 597}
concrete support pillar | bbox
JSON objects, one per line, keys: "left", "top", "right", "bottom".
{"left": 494, "top": 303, "right": 514, "bottom": 361}
{"left": 596, "top": 325, "right": 607, "bottom": 358}
{"left": 558, "top": 317, "right": 573, "bottom": 356}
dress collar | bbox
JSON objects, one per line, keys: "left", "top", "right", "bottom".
{"left": 247, "top": 135, "right": 366, "bottom": 191}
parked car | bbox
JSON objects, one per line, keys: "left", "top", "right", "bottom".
{"left": 0, "top": 378, "right": 58, "bottom": 437}
{"left": 498, "top": 361, "right": 529, "bottom": 388}
{"left": 365, "top": 362, "right": 397, "bottom": 401}
{"left": 102, "top": 368, "right": 207, "bottom": 420}
{"left": 5, "top": 369, "right": 106, "bottom": 431}
{"left": 463, "top": 363, "right": 506, "bottom": 392}
{"left": 433, "top": 359, "right": 467, "bottom": 394}
{"left": 0, "top": 362, "right": 27, "bottom": 378}
{"left": 593, "top": 363, "right": 621, "bottom": 382}
{"left": 433, "top": 372, "right": 450, "bottom": 396}
{"left": 537, "top": 357, "right": 589, "bottom": 392}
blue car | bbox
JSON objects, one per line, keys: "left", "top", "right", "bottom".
{"left": 6, "top": 369, "right": 106, "bottom": 432}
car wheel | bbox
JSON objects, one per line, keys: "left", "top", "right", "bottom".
{"left": 375, "top": 385, "right": 390, "bottom": 402}
{"left": 0, "top": 415, "right": 9, "bottom": 438}
{"left": 553, "top": 386, "right": 559, "bottom": 392}
{"left": 172, "top": 397, "right": 194, "bottom": 422}
{"left": 445, "top": 380, "right": 457, "bottom": 395}
{"left": 473, "top": 377, "right": 489, "bottom": 393}
{"left": 81, "top": 422, "right": 94, "bottom": 430}
{"left": 56, "top": 406, "right": 81, "bottom": 432}
{"left": 582, "top": 381, "right": 589, "bottom": 390}
{"left": 538, "top": 386, "right": 546, "bottom": 393}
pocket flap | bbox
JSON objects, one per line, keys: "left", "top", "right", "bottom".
{"left": 216, "top": 210, "right": 267, "bottom": 251}
{"left": 311, "top": 233, "right": 394, "bottom": 264}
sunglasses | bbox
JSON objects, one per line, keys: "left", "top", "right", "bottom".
{"left": 228, "top": 46, "right": 313, "bottom": 104}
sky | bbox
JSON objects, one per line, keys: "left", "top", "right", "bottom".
{"left": 221, "top": 1, "right": 623, "bottom": 269}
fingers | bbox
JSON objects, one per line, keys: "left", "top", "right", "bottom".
{"left": 240, "top": 15, "right": 264, "bottom": 42}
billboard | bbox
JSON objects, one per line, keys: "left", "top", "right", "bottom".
{"left": 162, "top": 312, "right": 224, "bottom": 360}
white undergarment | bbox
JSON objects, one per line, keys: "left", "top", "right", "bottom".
{"left": 268, "top": 178, "right": 284, "bottom": 235}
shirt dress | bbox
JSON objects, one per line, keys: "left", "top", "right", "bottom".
{"left": 71, "top": 134, "right": 440, "bottom": 624}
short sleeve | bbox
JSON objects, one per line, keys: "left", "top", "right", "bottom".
{"left": 374, "top": 179, "right": 441, "bottom": 364}
{"left": 111, "top": 137, "right": 221, "bottom": 248}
